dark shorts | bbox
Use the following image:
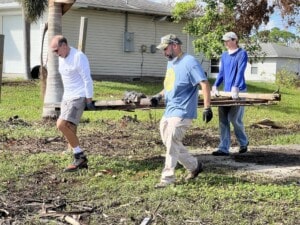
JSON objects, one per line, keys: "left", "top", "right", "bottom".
{"left": 59, "top": 97, "right": 86, "bottom": 125}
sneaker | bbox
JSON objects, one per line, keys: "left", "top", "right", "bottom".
{"left": 185, "top": 161, "right": 203, "bottom": 181}
{"left": 212, "top": 150, "right": 229, "bottom": 156}
{"left": 239, "top": 142, "right": 249, "bottom": 154}
{"left": 154, "top": 182, "right": 173, "bottom": 189}
{"left": 64, "top": 152, "right": 88, "bottom": 172}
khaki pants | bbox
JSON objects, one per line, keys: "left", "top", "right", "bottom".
{"left": 159, "top": 117, "right": 198, "bottom": 184}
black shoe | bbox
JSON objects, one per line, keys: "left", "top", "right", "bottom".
{"left": 212, "top": 150, "right": 229, "bottom": 156}
{"left": 185, "top": 160, "right": 203, "bottom": 181}
{"left": 64, "top": 152, "right": 88, "bottom": 172}
{"left": 239, "top": 142, "right": 249, "bottom": 154}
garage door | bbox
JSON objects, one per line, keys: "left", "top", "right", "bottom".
{"left": 3, "top": 15, "right": 24, "bottom": 74}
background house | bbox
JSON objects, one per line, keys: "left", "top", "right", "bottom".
{"left": 245, "top": 43, "right": 300, "bottom": 82}
{"left": 0, "top": 0, "right": 209, "bottom": 80}
{"left": 210, "top": 43, "right": 300, "bottom": 82}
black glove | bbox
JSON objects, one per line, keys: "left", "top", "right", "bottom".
{"left": 86, "top": 102, "right": 96, "bottom": 110}
{"left": 150, "top": 94, "right": 162, "bottom": 107}
{"left": 203, "top": 107, "right": 213, "bottom": 123}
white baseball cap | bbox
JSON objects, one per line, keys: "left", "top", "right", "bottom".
{"left": 222, "top": 32, "right": 238, "bottom": 41}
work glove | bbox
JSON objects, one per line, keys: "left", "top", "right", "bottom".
{"left": 231, "top": 87, "right": 239, "bottom": 100}
{"left": 86, "top": 101, "right": 96, "bottom": 110}
{"left": 212, "top": 86, "right": 220, "bottom": 97}
{"left": 203, "top": 107, "right": 213, "bottom": 123}
{"left": 150, "top": 94, "right": 162, "bottom": 107}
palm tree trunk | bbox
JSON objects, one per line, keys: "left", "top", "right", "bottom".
{"left": 22, "top": 8, "right": 32, "bottom": 80}
{"left": 42, "top": 0, "right": 63, "bottom": 118}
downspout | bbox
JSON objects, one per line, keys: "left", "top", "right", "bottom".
{"left": 125, "top": 11, "right": 128, "bottom": 32}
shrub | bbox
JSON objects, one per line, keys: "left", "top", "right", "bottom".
{"left": 275, "top": 68, "right": 300, "bottom": 88}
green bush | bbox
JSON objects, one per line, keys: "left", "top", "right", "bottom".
{"left": 275, "top": 68, "right": 300, "bottom": 88}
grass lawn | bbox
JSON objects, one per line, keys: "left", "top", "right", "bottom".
{"left": 0, "top": 78, "right": 299, "bottom": 224}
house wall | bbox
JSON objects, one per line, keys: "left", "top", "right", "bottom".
{"left": 245, "top": 59, "right": 277, "bottom": 82}
{"left": 276, "top": 58, "right": 300, "bottom": 75}
{"left": 61, "top": 8, "right": 209, "bottom": 80}
{"left": 0, "top": 6, "right": 209, "bottom": 80}
{"left": 210, "top": 59, "right": 278, "bottom": 83}
{"left": 245, "top": 58, "right": 300, "bottom": 82}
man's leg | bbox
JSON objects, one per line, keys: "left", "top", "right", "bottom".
{"left": 156, "top": 117, "right": 199, "bottom": 188}
{"left": 213, "top": 106, "right": 231, "bottom": 156}
{"left": 58, "top": 97, "right": 87, "bottom": 172}
{"left": 57, "top": 119, "right": 79, "bottom": 148}
{"left": 229, "top": 106, "right": 248, "bottom": 152}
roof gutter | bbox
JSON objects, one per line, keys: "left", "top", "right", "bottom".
{"left": 73, "top": 3, "right": 171, "bottom": 16}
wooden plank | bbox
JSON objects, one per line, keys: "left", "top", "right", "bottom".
{"left": 44, "top": 91, "right": 280, "bottom": 111}
{"left": 199, "top": 90, "right": 281, "bottom": 101}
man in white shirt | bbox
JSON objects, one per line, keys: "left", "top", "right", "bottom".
{"left": 50, "top": 35, "right": 94, "bottom": 172}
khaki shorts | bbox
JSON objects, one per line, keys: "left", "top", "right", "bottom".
{"left": 59, "top": 97, "right": 86, "bottom": 125}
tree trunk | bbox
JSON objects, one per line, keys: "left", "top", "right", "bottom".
{"left": 42, "top": 0, "right": 63, "bottom": 119}
{"left": 22, "top": 8, "right": 31, "bottom": 80}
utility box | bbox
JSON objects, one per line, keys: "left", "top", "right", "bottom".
{"left": 124, "top": 32, "right": 134, "bottom": 52}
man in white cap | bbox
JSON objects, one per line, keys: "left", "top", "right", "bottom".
{"left": 211, "top": 31, "right": 249, "bottom": 156}
{"left": 151, "top": 34, "right": 213, "bottom": 188}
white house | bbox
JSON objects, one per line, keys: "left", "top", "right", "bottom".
{"left": 2, "top": 0, "right": 298, "bottom": 82}
{"left": 245, "top": 43, "right": 300, "bottom": 82}
{"left": 210, "top": 43, "right": 300, "bottom": 82}
{"left": 0, "top": 0, "right": 209, "bottom": 80}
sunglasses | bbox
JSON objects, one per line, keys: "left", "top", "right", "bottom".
{"left": 52, "top": 44, "right": 64, "bottom": 53}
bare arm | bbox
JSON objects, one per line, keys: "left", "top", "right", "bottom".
{"left": 199, "top": 80, "right": 211, "bottom": 108}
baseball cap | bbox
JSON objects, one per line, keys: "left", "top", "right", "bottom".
{"left": 156, "top": 34, "right": 182, "bottom": 50}
{"left": 222, "top": 32, "right": 238, "bottom": 41}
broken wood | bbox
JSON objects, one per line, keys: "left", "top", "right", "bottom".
{"left": 43, "top": 91, "right": 281, "bottom": 112}
{"left": 199, "top": 90, "right": 281, "bottom": 101}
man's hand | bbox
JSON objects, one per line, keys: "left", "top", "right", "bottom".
{"left": 150, "top": 94, "right": 162, "bottom": 107}
{"left": 231, "top": 87, "right": 239, "bottom": 99}
{"left": 86, "top": 101, "right": 96, "bottom": 110}
{"left": 212, "top": 86, "right": 220, "bottom": 97}
{"left": 203, "top": 107, "right": 213, "bottom": 123}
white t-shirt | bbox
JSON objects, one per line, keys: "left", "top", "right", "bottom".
{"left": 59, "top": 47, "right": 93, "bottom": 100}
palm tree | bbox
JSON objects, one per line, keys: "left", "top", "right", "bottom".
{"left": 18, "top": 0, "right": 75, "bottom": 118}
{"left": 17, "top": 0, "right": 47, "bottom": 80}
{"left": 42, "top": 0, "right": 75, "bottom": 119}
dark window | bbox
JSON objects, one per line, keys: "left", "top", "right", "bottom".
{"left": 211, "top": 59, "right": 220, "bottom": 73}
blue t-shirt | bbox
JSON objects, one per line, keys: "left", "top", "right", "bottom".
{"left": 214, "top": 48, "right": 248, "bottom": 91}
{"left": 163, "top": 54, "right": 207, "bottom": 119}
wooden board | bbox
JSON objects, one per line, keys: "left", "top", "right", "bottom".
{"left": 43, "top": 92, "right": 281, "bottom": 111}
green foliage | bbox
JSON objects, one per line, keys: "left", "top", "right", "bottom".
{"left": 253, "top": 27, "right": 299, "bottom": 44}
{"left": 17, "top": 0, "right": 48, "bottom": 23}
{"left": 275, "top": 68, "right": 300, "bottom": 88}
{"left": 172, "top": 1, "right": 235, "bottom": 58}
{"left": 172, "top": 0, "right": 197, "bottom": 22}
{"left": 171, "top": 0, "right": 299, "bottom": 60}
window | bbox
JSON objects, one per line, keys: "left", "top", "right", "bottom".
{"left": 251, "top": 63, "right": 258, "bottom": 75}
{"left": 211, "top": 59, "right": 220, "bottom": 73}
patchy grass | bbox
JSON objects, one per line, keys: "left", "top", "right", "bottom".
{"left": 0, "top": 78, "right": 299, "bottom": 224}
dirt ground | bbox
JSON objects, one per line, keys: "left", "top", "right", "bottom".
{"left": 0, "top": 115, "right": 300, "bottom": 224}
{"left": 1, "top": 116, "right": 300, "bottom": 182}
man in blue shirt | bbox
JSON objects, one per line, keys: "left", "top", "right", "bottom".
{"left": 212, "top": 31, "right": 249, "bottom": 156}
{"left": 151, "top": 34, "right": 213, "bottom": 188}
